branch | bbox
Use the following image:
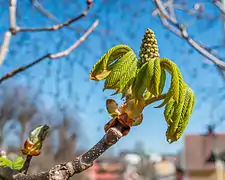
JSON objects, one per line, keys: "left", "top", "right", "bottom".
{"left": 16, "top": 1, "right": 93, "bottom": 33}
{"left": 9, "top": 0, "right": 17, "bottom": 30}
{"left": 0, "top": 125, "right": 122, "bottom": 180}
{"left": 153, "top": 0, "right": 225, "bottom": 70}
{"left": 0, "top": 32, "right": 12, "bottom": 65}
{"left": 0, "top": 20, "right": 99, "bottom": 84}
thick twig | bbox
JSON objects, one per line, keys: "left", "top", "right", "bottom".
{"left": 20, "top": 156, "right": 32, "bottom": 174}
{"left": 153, "top": 0, "right": 225, "bottom": 70}
{"left": 0, "top": 20, "right": 99, "bottom": 84}
{"left": 6, "top": 125, "right": 123, "bottom": 180}
{"left": 9, "top": 0, "right": 17, "bottom": 30}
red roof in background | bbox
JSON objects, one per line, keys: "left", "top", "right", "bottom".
{"left": 86, "top": 158, "right": 125, "bottom": 180}
{"left": 94, "top": 173, "right": 121, "bottom": 179}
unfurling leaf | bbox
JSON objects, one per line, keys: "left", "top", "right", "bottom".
{"left": 155, "top": 58, "right": 184, "bottom": 108}
{"left": 12, "top": 156, "right": 24, "bottom": 170}
{"left": 104, "top": 51, "right": 136, "bottom": 90}
{"left": 21, "top": 125, "right": 49, "bottom": 156}
{"left": 133, "top": 60, "right": 154, "bottom": 100}
{"left": 159, "top": 69, "right": 166, "bottom": 94}
{"left": 90, "top": 45, "right": 132, "bottom": 80}
{"left": 119, "top": 58, "right": 137, "bottom": 95}
{"left": 90, "top": 28, "right": 196, "bottom": 142}
{"left": 151, "top": 58, "right": 161, "bottom": 96}
{"left": 165, "top": 85, "right": 195, "bottom": 143}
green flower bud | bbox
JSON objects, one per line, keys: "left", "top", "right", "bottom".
{"left": 139, "top": 28, "right": 159, "bottom": 62}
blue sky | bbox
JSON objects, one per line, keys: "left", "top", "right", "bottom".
{"left": 0, "top": 0, "right": 225, "bottom": 154}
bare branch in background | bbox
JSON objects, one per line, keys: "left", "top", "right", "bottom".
{"left": 0, "top": 20, "right": 99, "bottom": 84}
{"left": 0, "top": 32, "right": 12, "bottom": 65}
{"left": 9, "top": 0, "right": 17, "bottom": 29}
{"left": 16, "top": 2, "right": 93, "bottom": 33}
{"left": 30, "top": 0, "right": 81, "bottom": 32}
{"left": 0, "top": 0, "right": 93, "bottom": 67}
{"left": 153, "top": 0, "right": 225, "bottom": 73}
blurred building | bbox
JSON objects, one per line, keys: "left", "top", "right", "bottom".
{"left": 86, "top": 157, "right": 126, "bottom": 180}
{"left": 154, "top": 156, "right": 176, "bottom": 180}
{"left": 181, "top": 132, "right": 225, "bottom": 180}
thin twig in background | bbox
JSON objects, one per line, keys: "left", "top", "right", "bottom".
{"left": 16, "top": 2, "right": 93, "bottom": 33}
{"left": 153, "top": 0, "right": 225, "bottom": 71}
{"left": 30, "top": 0, "right": 81, "bottom": 32}
{"left": 0, "top": 20, "right": 99, "bottom": 84}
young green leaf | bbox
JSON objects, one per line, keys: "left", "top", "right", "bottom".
{"left": 155, "top": 58, "right": 184, "bottom": 108}
{"left": 172, "top": 86, "right": 195, "bottom": 142}
{"left": 151, "top": 58, "right": 161, "bottom": 96}
{"left": 104, "top": 51, "right": 136, "bottom": 90}
{"left": 12, "top": 156, "right": 24, "bottom": 170}
{"left": 0, "top": 157, "right": 13, "bottom": 169}
{"left": 166, "top": 85, "right": 195, "bottom": 143}
{"left": 119, "top": 57, "right": 138, "bottom": 93}
{"left": 160, "top": 58, "right": 183, "bottom": 102}
{"left": 159, "top": 69, "right": 166, "bottom": 94}
{"left": 90, "top": 45, "right": 132, "bottom": 80}
{"left": 164, "top": 98, "right": 176, "bottom": 125}
{"left": 133, "top": 60, "right": 154, "bottom": 100}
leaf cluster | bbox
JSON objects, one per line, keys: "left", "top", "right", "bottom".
{"left": 89, "top": 28, "right": 195, "bottom": 143}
